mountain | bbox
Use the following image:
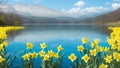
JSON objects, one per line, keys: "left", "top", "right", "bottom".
{"left": 0, "top": 4, "right": 70, "bottom": 18}
{"left": 0, "top": 4, "right": 76, "bottom": 23}
{"left": 93, "top": 8, "right": 120, "bottom": 24}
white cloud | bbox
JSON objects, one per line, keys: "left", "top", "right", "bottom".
{"left": 74, "top": 1, "right": 86, "bottom": 7}
{"left": 111, "top": 3, "right": 120, "bottom": 9}
{"left": 62, "top": 0, "right": 108, "bottom": 17}
{"left": 67, "top": 7, "right": 80, "bottom": 14}
{"left": 65, "top": 6, "right": 108, "bottom": 17}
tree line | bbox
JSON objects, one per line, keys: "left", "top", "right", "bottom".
{"left": 0, "top": 0, "right": 23, "bottom": 25}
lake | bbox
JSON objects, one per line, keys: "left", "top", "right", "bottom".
{"left": 7, "top": 25, "right": 110, "bottom": 68}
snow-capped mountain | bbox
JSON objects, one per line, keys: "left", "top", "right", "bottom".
{"left": 0, "top": 4, "right": 70, "bottom": 18}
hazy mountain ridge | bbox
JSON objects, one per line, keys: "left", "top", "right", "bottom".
{"left": 93, "top": 8, "right": 120, "bottom": 24}
{"left": 0, "top": 4, "right": 70, "bottom": 18}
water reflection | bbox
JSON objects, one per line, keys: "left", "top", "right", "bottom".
{"left": 13, "top": 25, "right": 109, "bottom": 42}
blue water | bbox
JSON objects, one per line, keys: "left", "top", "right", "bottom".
{"left": 7, "top": 25, "right": 109, "bottom": 68}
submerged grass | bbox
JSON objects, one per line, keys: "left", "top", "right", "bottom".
{"left": 0, "top": 26, "right": 120, "bottom": 68}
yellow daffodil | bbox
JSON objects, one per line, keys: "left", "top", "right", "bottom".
{"left": 39, "top": 50, "right": 45, "bottom": 57}
{"left": 28, "top": 52, "right": 32, "bottom": 57}
{"left": 31, "top": 52, "right": 38, "bottom": 59}
{"left": 104, "top": 47, "right": 110, "bottom": 52}
{"left": 0, "top": 26, "right": 24, "bottom": 40}
{"left": 113, "top": 52, "right": 120, "bottom": 62}
{"left": 82, "top": 54, "right": 90, "bottom": 63}
{"left": 54, "top": 53, "right": 59, "bottom": 59}
{"left": 104, "top": 55, "right": 112, "bottom": 63}
{"left": 43, "top": 54, "right": 49, "bottom": 61}
{"left": 57, "top": 45, "right": 63, "bottom": 52}
{"left": 22, "top": 54, "right": 30, "bottom": 60}
{"left": 117, "top": 45, "right": 120, "bottom": 51}
{"left": 77, "top": 45, "right": 85, "bottom": 52}
{"left": 0, "top": 56, "right": 5, "bottom": 63}
{"left": 91, "top": 42, "right": 95, "bottom": 48}
{"left": 40, "top": 42, "right": 47, "bottom": 49}
{"left": 26, "top": 42, "right": 33, "bottom": 49}
{"left": 111, "top": 44, "right": 117, "bottom": 50}
{"left": 97, "top": 46, "right": 104, "bottom": 52}
{"left": 82, "top": 37, "right": 88, "bottom": 44}
{"left": 68, "top": 53, "right": 76, "bottom": 62}
{"left": 107, "top": 38, "right": 115, "bottom": 45}
{"left": 48, "top": 50, "right": 54, "bottom": 57}
{"left": 2, "top": 41, "right": 8, "bottom": 47}
{"left": 93, "top": 39, "right": 100, "bottom": 45}
{"left": 90, "top": 49, "right": 97, "bottom": 56}
{"left": 99, "top": 63, "right": 108, "bottom": 68}
{"left": 0, "top": 44, "right": 4, "bottom": 51}
{"left": 0, "top": 33, "right": 7, "bottom": 40}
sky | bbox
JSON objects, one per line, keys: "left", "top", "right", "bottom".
{"left": 7, "top": 0, "right": 120, "bottom": 17}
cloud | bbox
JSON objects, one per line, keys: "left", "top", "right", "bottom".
{"left": 67, "top": 7, "right": 80, "bottom": 14}
{"left": 61, "top": 0, "right": 109, "bottom": 17}
{"left": 74, "top": 1, "right": 86, "bottom": 7}
{"left": 111, "top": 3, "right": 120, "bottom": 9}
{"left": 65, "top": 6, "right": 108, "bottom": 17}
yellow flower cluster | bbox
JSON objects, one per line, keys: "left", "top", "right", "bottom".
{"left": 0, "top": 26, "right": 24, "bottom": 40}
{"left": 23, "top": 43, "right": 38, "bottom": 60}
{"left": 39, "top": 43, "right": 63, "bottom": 61}
{"left": 68, "top": 27, "right": 120, "bottom": 68}
{"left": 22, "top": 52, "right": 38, "bottom": 60}
{"left": 22, "top": 42, "right": 64, "bottom": 62}
{"left": 0, "top": 26, "right": 24, "bottom": 66}
{"left": 107, "top": 27, "right": 120, "bottom": 62}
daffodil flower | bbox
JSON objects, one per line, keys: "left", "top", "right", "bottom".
{"left": 68, "top": 53, "right": 76, "bottom": 62}
{"left": 40, "top": 42, "right": 47, "bottom": 49}
{"left": 57, "top": 45, "right": 63, "bottom": 52}
{"left": 77, "top": 45, "right": 85, "bottom": 52}
{"left": 99, "top": 63, "right": 108, "bottom": 68}
{"left": 82, "top": 37, "right": 88, "bottom": 44}
{"left": 82, "top": 54, "right": 90, "bottom": 63}
{"left": 26, "top": 42, "right": 33, "bottom": 49}
{"left": 0, "top": 56, "right": 5, "bottom": 63}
